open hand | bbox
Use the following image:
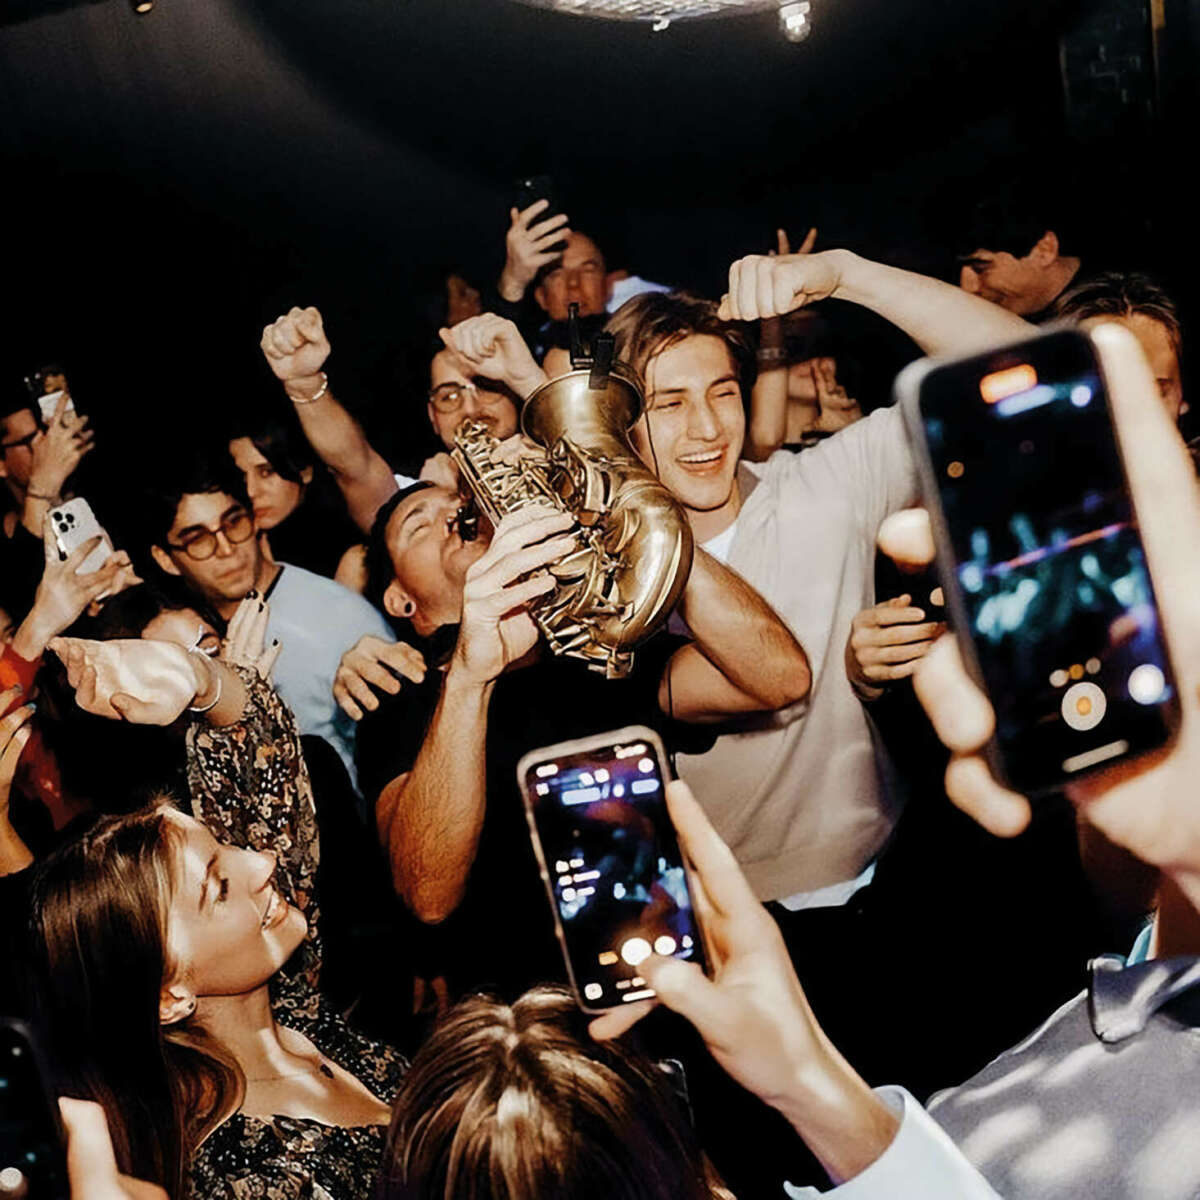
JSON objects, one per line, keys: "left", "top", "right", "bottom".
{"left": 907, "top": 325, "right": 1200, "bottom": 913}
{"left": 50, "top": 637, "right": 204, "bottom": 725}
{"left": 12, "top": 519, "right": 137, "bottom": 660}
{"left": 846, "top": 594, "right": 944, "bottom": 697}
{"left": 221, "top": 594, "right": 281, "bottom": 680}
{"left": 333, "top": 634, "right": 427, "bottom": 720}
{"left": 499, "top": 198, "right": 571, "bottom": 302}
{"left": 27, "top": 391, "right": 94, "bottom": 501}
{"left": 450, "top": 504, "right": 576, "bottom": 687}
{"left": 591, "top": 781, "right": 844, "bottom": 1111}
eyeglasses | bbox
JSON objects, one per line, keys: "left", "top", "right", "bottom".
{"left": 0, "top": 431, "right": 37, "bottom": 452}
{"left": 167, "top": 510, "right": 255, "bottom": 561}
{"left": 428, "top": 380, "right": 511, "bottom": 415}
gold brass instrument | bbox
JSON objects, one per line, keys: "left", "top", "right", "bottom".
{"left": 451, "top": 352, "right": 694, "bottom": 679}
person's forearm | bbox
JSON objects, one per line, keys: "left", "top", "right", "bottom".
{"left": 189, "top": 657, "right": 249, "bottom": 728}
{"left": 832, "top": 250, "right": 1032, "bottom": 357}
{"left": 282, "top": 376, "right": 397, "bottom": 529}
{"left": 771, "top": 1040, "right": 901, "bottom": 1185}
{"left": 283, "top": 376, "right": 377, "bottom": 478}
{"left": 680, "top": 551, "right": 811, "bottom": 710}
{"left": 747, "top": 367, "right": 788, "bottom": 461}
{"left": 376, "top": 667, "right": 493, "bottom": 922}
{"left": 508, "top": 363, "right": 549, "bottom": 400}
{"left": 19, "top": 492, "right": 54, "bottom": 539}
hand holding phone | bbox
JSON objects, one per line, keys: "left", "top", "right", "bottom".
{"left": 500, "top": 175, "right": 572, "bottom": 302}
{"left": 47, "top": 500, "right": 113, "bottom": 577}
{"left": 26, "top": 396, "right": 93, "bottom": 503}
{"left": 518, "top": 726, "right": 708, "bottom": 1013}
{"left": 899, "top": 327, "right": 1178, "bottom": 795}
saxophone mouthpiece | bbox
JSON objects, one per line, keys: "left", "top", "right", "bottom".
{"left": 454, "top": 497, "right": 480, "bottom": 542}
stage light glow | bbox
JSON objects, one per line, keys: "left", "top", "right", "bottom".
{"left": 509, "top": 0, "right": 815, "bottom": 42}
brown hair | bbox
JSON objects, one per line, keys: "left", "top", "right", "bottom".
{"left": 26, "top": 806, "right": 242, "bottom": 1198}
{"left": 380, "top": 986, "right": 730, "bottom": 1200}
{"left": 604, "top": 291, "right": 754, "bottom": 402}
{"left": 1054, "top": 272, "right": 1183, "bottom": 357}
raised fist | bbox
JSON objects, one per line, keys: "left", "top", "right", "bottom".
{"left": 718, "top": 251, "right": 844, "bottom": 323}
{"left": 439, "top": 314, "right": 546, "bottom": 400}
{"left": 260, "top": 306, "right": 331, "bottom": 385}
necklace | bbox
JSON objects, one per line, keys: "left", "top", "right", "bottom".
{"left": 246, "top": 1059, "right": 335, "bottom": 1084}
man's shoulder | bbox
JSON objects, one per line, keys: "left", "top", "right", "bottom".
{"left": 275, "top": 563, "right": 390, "bottom": 623}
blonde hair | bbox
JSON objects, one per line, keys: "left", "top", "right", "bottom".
{"left": 381, "top": 986, "right": 732, "bottom": 1200}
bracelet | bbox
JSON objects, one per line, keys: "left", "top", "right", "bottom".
{"left": 287, "top": 372, "right": 329, "bottom": 405}
{"left": 756, "top": 346, "right": 787, "bottom": 366}
{"left": 187, "top": 651, "right": 222, "bottom": 714}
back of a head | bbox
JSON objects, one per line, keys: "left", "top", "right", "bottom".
{"left": 604, "top": 291, "right": 752, "bottom": 396}
{"left": 381, "top": 987, "right": 725, "bottom": 1200}
{"left": 956, "top": 185, "right": 1074, "bottom": 259}
{"left": 1054, "top": 271, "right": 1183, "bottom": 355}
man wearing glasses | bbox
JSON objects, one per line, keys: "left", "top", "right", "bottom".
{"left": 259, "top": 307, "right": 523, "bottom": 539}
{"left": 146, "top": 457, "right": 394, "bottom": 794}
{"left": 1, "top": 387, "right": 95, "bottom": 618}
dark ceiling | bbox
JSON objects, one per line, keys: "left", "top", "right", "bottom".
{"left": 0, "top": 0, "right": 1170, "bottom": 468}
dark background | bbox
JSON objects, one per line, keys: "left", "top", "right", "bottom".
{"left": 0, "top": 0, "right": 1196, "bottom": 482}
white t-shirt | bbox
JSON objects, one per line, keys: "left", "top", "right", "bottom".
{"left": 675, "top": 407, "right": 917, "bottom": 898}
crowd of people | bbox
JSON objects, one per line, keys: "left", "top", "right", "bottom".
{"left": 1, "top": 185, "right": 1195, "bottom": 1200}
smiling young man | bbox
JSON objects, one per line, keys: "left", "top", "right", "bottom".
{"left": 144, "top": 456, "right": 394, "bottom": 791}
{"left": 604, "top": 291, "right": 925, "bottom": 907}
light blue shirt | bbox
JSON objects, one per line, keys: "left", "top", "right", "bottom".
{"left": 264, "top": 563, "right": 394, "bottom": 796}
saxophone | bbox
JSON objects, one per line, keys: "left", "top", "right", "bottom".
{"left": 451, "top": 345, "right": 694, "bottom": 679}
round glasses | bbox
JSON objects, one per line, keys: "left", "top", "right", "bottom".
{"left": 428, "top": 380, "right": 511, "bottom": 415}
{"left": 168, "top": 510, "right": 255, "bottom": 561}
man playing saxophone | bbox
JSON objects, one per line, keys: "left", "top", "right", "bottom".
{"left": 349, "top": 320, "right": 810, "bottom": 1000}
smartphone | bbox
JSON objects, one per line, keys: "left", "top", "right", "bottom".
{"left": 48, "top": 498, "right": 114, "bottom": 575}
{"left": 34, "top": 392, "right": 74, "bottom": 426}
{"left": 513, "top": 174, "right": 568, "bottom": 256}
{"left": 0, "top": 1019, "right": 70, "bottom": 1200}
{"left": 898, "top": 327, "right": 1179, "bottom": 794}
{"left": 23, "top": 367, "right": 73, "bottom": 426}
{"left": 518, "top": 726, "right": 708, "bottom": 1013}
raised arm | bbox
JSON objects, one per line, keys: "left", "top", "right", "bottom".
{"left": 260, "top": 306, "right": 399, "bottom": 532}
{"left": 439, "top": 313, "right": 549, "bottom": 401}
{"left": 376, "top": 505, "right": 575, "bottom": 921}
{"left": 591, "top": 781, "right": 1000, "bottom": 1196}
{"left": 662, "top": 549, "right": 811, "bottom": 723}
{"left": 720, "top": 249, "right": 1032, "bottom": 358}
{"left": 746, "top": 226, "right": 814, "bottom": 462}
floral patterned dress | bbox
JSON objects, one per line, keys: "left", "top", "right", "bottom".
{"left": 183, "top": 668, "right": 405, "bottom": 1199}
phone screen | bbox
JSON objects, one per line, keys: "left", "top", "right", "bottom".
{"left": 521, "top": 730, "right": 705, "bottom": 1010}
{"left": 914, "top": 329, "right": 1177, "bottom": 792}
{"left": 0, "top": 1021, "right": 69, "bottom": 1200}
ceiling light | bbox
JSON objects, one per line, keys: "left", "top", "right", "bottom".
{"left": 131, "top": 0, "right": 154, "bottom": 12}
{"left": 778, "top": 0, "right": 810, "bottom": 41}
{"left": 511, "top": 1, "right": 777, "bottom": 24}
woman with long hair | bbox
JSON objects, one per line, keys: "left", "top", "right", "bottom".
{"left": 21, "top": 637, "right": 405, "bottom": 1199}
{"left": 228, "top": 413, "right": 362, "bottom": 582}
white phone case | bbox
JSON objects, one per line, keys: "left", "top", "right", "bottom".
{"left": 49, "top": 498, "right": 114, "bottom": 575}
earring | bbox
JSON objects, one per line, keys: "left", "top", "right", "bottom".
{"left": 402, "top": 600, "right": 416, "bottom": 618}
